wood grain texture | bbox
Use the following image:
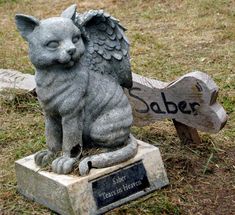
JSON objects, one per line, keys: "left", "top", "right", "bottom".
{"left": 173, "top": 119, "right": 201, "bottom": 144}
{"left": 0, "top": 69, "right": 35, "bottom": 92}
{"left": 126, "top": 71, "right": 227, "bottom": 133}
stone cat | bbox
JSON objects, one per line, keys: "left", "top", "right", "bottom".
{"left": 15, "top": 5, "right": 137, "bottom": 175}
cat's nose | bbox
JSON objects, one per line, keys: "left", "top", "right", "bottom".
{"left": 67, "top": 47, "right": 76, "bottom": 55}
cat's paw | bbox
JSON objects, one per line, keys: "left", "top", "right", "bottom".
{"left": 34, "top": 150, "right": 56, "bottom": 167}
{"left": 51, "top": 156, "right": 76, "bottom": 174}
{"left": 79, "top": 157, "right": 92, "bottom": 176}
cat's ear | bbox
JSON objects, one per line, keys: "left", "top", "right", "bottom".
{"left": 61, "top": 4, "right": 77, "bottom": 21}
{"left": 15, "top": 14, "right": 40, "bottom": 41}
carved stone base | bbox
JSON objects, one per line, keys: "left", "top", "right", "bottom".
{"left": 15, "top": 140, "right": 169, "bottom": 215}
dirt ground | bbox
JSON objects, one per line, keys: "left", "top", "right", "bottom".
{"left": 0, "top": 0, "right": 234, "bottom": 214}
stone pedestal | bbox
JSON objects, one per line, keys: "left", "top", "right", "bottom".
{"left": 15, "top": 140, "right": 169, "bottom": 215}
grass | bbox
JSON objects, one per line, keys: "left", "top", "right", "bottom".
{"left": 0, "top": 0, "right": 235, "bottom": 214}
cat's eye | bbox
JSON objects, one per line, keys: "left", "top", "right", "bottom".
{"left": 46, "top": 41, "right": 59, "bottom": 49}
{"left": 72, "top": 36, "right": 80, "bottom": 44}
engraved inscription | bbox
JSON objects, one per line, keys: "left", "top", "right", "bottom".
{"left": 92, "top": 161, "right": 150, "bottom": 209}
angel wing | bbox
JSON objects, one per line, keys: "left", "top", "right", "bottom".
{"left": 75, "top": 10, "right": 132, "bottom": 89}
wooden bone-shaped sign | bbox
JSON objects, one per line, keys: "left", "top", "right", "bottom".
{"left": 126, "top": 71, "right": 227, "bottom": 133}
{"left": 0, "top": 69, "right": 227, "bottom": 134}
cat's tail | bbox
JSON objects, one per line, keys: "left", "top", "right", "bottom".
{"left": 78, "top": 134, "right": 138, "bottom": 176}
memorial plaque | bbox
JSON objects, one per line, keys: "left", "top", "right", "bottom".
{"left": 92, "top": 161, "right": 150, "bottom": 209}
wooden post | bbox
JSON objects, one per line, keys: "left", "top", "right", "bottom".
{"left": 173, "top": 119, "right": 201, "bottom": 144}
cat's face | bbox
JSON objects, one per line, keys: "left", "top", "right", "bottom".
{"left": 28, "top": 17, "right": 85, "bottom": 69}
{"left": 15, "top": 4, "right": 85, "bottom": 69}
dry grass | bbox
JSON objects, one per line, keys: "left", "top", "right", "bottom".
{"left": 0, "top": 0, "right": 235, "bottom": 214}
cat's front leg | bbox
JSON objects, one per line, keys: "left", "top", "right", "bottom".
{"left": 35, "top": 114, "right": 62, "bottom": 167}
{"left": 52, "top": 112, "right": 83, "bottom": 174}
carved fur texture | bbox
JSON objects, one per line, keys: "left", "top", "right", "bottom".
{"left": 15, "top": 4, "right": 137, "bottom": 175}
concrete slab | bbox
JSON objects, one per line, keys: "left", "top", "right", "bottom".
{"left": 15, "top": 140, "right": 169, "bottom": 215}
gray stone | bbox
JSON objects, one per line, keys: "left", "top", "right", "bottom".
{"left": 15, "top": 4, "right": 136, "bottom": 175}
{"left": 15, "top": 140, "right": 169, "bottom": 215}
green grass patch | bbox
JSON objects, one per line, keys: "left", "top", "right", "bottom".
{"left": 0, "top": 0, "right": 17, "bottom": 4}
{"left": 221, "top": 96, "right": 235, "bottom": 114}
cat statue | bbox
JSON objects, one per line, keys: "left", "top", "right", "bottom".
{"left": 15, "top": 4, "right": 138, "bottom": 176}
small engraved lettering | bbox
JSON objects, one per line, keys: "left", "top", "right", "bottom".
{"left": 92, "top": 161, "right": 150, "bottom": 208}
{"left": 112, "top": 175, "right": 126, "bottom": 185}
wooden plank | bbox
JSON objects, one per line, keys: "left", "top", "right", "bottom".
{"left": 126, "top": 71, "right": 227, "bottom": 133}
{"left": 0, "top": 69, "right": 227, "bottom": 134}
{"left": 0, "top": 69, "right": 35, "bottom": 92}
